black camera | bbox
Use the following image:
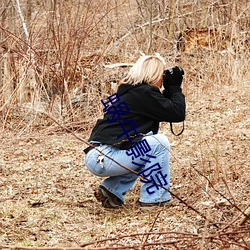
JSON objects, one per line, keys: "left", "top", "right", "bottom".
{"left": 164, "top": 67, "right": 175, "bottom": 75}
{"left": 163, "top": 66, "right": 184, "bottom": 76}
{"left": 163, "top": 66, "right": 184, "bottom": 88}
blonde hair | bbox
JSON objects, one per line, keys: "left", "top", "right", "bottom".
{"left": 122, "top": 54, "right": 165, "bottom": 85}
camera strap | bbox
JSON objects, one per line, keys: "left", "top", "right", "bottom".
{"left": 170, "top": 121, "right": 185, "bottom": 136}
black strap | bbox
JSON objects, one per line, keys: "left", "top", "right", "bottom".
{"left": 83, "top": 143, "right": 103, "bottom": 154}
{"left": 170, "top": 121, "right": 185, "bottom": 136}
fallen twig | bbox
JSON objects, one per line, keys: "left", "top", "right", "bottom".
{"left": 239, "top": 207, "right": 250, "bottom": 226}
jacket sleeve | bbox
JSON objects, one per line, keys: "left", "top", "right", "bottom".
{"left": 141, "top": 86, "right": 186, "bottom": 122}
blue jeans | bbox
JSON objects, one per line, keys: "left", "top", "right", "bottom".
{"left": 84, "top": 134, "right": 170, "bottom": 203}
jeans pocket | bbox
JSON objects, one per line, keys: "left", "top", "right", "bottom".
{"left": 84, "top": 145, "right": 112, "bottom": 177}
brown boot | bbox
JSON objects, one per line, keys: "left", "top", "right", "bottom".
{"left": 94, "top": 186, "right": 123, "bottom": 208}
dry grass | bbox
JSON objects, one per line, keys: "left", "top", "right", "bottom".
{"left": 0, "top": 0, "right": 249, "bottom": 249}
{"left": 0, "top": 64, "right": 249, "bottom": 248}
{"left": 0, "top": 79, "right": 249, "bottom": 249}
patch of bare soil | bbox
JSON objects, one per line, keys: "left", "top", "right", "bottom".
{"left": 0, "top": 83, "right": 249, "bottom": 249}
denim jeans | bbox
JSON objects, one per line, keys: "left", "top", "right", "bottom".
{"left": 84, "top": 133, "right": 170, "bottom": 203}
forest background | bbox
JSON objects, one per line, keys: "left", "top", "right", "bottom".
{"left": 0, "top": 0, "right": 249, "bottom": 249}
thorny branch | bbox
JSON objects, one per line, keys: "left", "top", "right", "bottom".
{"left": 42, "top": 112, "right": 250, "bottom": 233}
{"left": 190, "top": 163, "right": 247, "bottom": 217}
{"left": 41, "top": 111, "right": 217, "bottom": 225}
{"left": 156, "top": 134, "right": 248, "bottom": 219}
{"left": 0, "top": 228, "right": 249, "bottom": 249}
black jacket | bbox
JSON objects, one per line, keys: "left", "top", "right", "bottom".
{"left": 88, "top": 83, "right": 186, "bottom": 149}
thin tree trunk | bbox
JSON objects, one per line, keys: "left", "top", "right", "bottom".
{"left": 1, "top": 0, "right": 15, "bottom": 113}
{"left": 147, "top": 0, "right": 153, "bottom": 54}
{"left": 200, "top": 0, "right": 207, "bottom": 27}
{"left": 25, "top": 0, "right": 32, "bottom": 31}
{"left": 13, "top": 0, "right": 38, "bottom": 104}
{"left": 14, "top": 0, "right": 30, "bottom": 45}
{"left": 168, "top": 0, "right": 175, "bottom": 42}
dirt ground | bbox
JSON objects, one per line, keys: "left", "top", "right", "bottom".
{"left": 0, "top": 81, "right": 249, "bottom": 249}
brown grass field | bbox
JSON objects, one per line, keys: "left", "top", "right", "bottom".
{"left": 0, "top": 0, "right": 249, "bottom": 249}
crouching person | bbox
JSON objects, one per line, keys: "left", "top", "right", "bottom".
{"left": 84, "top": 54, "right": 186, "bottom": 209}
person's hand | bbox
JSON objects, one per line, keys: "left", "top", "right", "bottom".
{"left": 163, "top": 66, "right": 184, "bottom": 89}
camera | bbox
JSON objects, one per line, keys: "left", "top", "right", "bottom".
{"left": 163, "top": 66, "right": 184, "bottom": 88}
{"left": 164, "top": 67, "right": 175, "bottom": 75}
{"left": 163, "top": 66, "right": 184, "bottom": 76}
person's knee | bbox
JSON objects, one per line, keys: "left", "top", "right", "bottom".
{"left": 144, "top": 134, "right": 170, "bottom": 152}
{"left": 149, "top": 134, "right": 170, "bottom": 148}
{"left": 156, "top": 134, "right": 170, "bottom": 147}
